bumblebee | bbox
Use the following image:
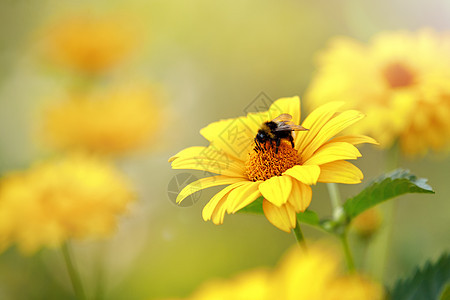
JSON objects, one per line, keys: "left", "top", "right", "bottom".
{"left": 254, "top": 114, "right": 308, "bottom": 153}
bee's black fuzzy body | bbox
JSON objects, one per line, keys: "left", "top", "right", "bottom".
{"left": 254, "top": 121, "right": 295, "bottom": 154}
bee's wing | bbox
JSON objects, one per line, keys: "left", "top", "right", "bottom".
{"left": 274, "top": 123, "right": 308, "bottom": 132}
{"left": 289, "top": 124, "right": 309, "bottom": 131}
{"left": 271, "top": 113, "right": 293, "bottom": 123}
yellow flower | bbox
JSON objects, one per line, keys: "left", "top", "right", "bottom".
{"left": 167, "top": 243, "right": 384, "bottom": 300}
{"left": 0, "top": 154, "right": 134, "bottom": 254}
{"left": 188, "top": 270, "right": 270, "bottom": 300}
{"left": 324, "top": 274, "right": 385, "bottom": 300}
{"left": 41, "top": 14, "right": 137, "bottom": 73}
{"left": 305, "top": 29, "right": 450, "bottom": 156}
{"left": 42, "top": 86, "right": 160, "bottom": 155}
{"left": 351, "top": 207, "right": 383, "bottom": 238}
{"left": 272, "top": 243, "right": 340, "bottom": 299}
{"left": 272, "top": 244, "right": 384, "bottom": 300}
{"left": 169, "top": 97, "right": 376, "bottom": 232}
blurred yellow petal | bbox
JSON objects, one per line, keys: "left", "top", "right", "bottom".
{"left": 0, "top": 154, "right": 134, "bottom": 254}
{"left": 263, "top": 200, "right": 296, "bottom": 232}
{"left": 41, "top": 14, "right": 139, "bottom": 73}
{"left": 324, "top": 275, "right": 385, "bottom": 300}
{"left": 43, "top": 85, "right": 160, "bottom": 155}
{"left": 306, "top": 29, "right": 450, "bottom": 155}
{"left": 283, "top": 165, "right": 320, "bottom": 185}
{"left": 259, "top": 175, "right": 293, "bottom": 207}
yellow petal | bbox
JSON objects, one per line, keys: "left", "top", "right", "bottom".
{"left": 211, "top": 195, "right": 230, "bottom": 225}
{"left": 258, "top": 175, "right": 293, "bottom": 207}
{"left": 171, "top": 158, "right": 246, "bottom": 178}
{"left": 168, "top": 146, "right": 208, "bottom": 162}
{"left": 226, "top": 182, "right": 262, "bottom": 213}
{"left": 268, "top": 96, "right": 301, "bottom": 125}
{"left": 288, "top": 181, "right": 312, "bottom": 212}
{"left": 283, "top": 165, "right": 320, "bottom": 185}
{"left": 200, "top": 118, "right": 254, "bottom": 162}
{"left": 301, "top": 110, "right": 365, "bottom": 161}
{"left": 263, "top": 199, "right": 296, "bottom": 232}
{"left": 170, "top": 145, "right": 247, "bottom": 177}
{"left": 245, "top": 96, "right": 301, "bottom": 136}
{"left": 202, "top": 182, "right": 247, "bottom": 223}
{"left": 325, "top": 135, "right": 379, "bottom": 146}
{"left": 295, "top": 102, "right": 345, "bottom": 152}
{"left": 318, "top": 161, "right": 363, "bottom": 184}
{"left": 175, "top": 176, "right": 246, "bottom": 204}
{"left": 303, "top": 142, "right": 362, "bottom": 166}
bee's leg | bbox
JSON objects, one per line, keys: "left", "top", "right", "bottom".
{"left": 289, "top": 135, "right": 295, "bottom": 148}
{"left": 275, "top": 139, "right": 281, "bottom": 154}
{"left": 254, "top": 138, "right": 259, "bottom": 152}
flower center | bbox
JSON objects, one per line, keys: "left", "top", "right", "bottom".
{"left": 245, "top": 141, "right": 299, "bottom": 181}
{"left": 382, "top": 62, "right": 415, "bottom": 88}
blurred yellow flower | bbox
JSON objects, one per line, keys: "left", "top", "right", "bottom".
{"left": 351, "top": 207, "right": 383, "bottom": 238}
{"left": 187, "top": 270, "right": 270, "bottom": 300}
{"left": 273, "top": 244, "right": 385, "bottom": 300}
{"left": 41, "top": 14, "right": 138, "bottom": 73}
{"left": 169, "top": 97, "right": 376, "bottom": 232}
{"left": 0, "top": 155, "right": 134, "bottom": 254}
{"left": 306, "top": 29, "right": 450, "bottom": 156}
{"left": 42, "top": 86, "right": 160, "bottom": 155}
{"left": 168, "top": 243, "right": 384, "bottom": 300}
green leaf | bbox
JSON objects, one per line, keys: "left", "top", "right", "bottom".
{"left": 343, "top": 169, "right": 434, "bottom": 219}
{"left": 439, "top": 284, "right": 450, "bottom": 300}
{"left": 390, "top": 252, "right": 450, "bottom": 300}
{"left": 297, "top": 210, "right": 320, "bottom": 227}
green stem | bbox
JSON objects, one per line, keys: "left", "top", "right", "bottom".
{"left": 327, "top": 183, "right": 341, "bottom": 211}
{"left": 292, "top": 219, "right": 308, "bottom": 251}
{"left": 327, "top": 183, "right": 356, "bottom": 272}
{"left": 341, "top": 232, "right": 355, "bottom": 272}
{"left": 62, "top": 242, "right": 87, "bottom": 300}
{"left": 370, "top": 143, "right": 400, "bottom": 280}
{"left": 386, "top": 141, "right": 400, "bottom": 171}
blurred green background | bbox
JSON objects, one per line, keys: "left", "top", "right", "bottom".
{"left": 0, "top": 0, "right": 449, "bottom": 299}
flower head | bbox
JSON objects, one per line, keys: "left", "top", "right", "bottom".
{"left": 351, "top": 207, "right": 383, "bottom": 238}
{"left": 167, "top": 242, "right": 384, "bottom": 300}
{"left": 305, "top": 29, "right": 450, "bottom": 155}
{"left": 0, "top": 155, "right": 134, "bottom": 254}
{"left": 187, "top": 270, "right": 270, "bottom": 300}
{"left": 272, "top": 243, "right": 384, "bottom": 300}
{"left": 42, "top": 85, "right": 160, "bottom": 155}
{"left": 41, "top": 14, "right": 138, "bottom": 74}
{"left": 169, "top": 97, "right": 376, "bottom": 232}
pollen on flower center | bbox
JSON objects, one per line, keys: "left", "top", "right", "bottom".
{"left": 382, "top": 62, "right": 415, "bottom": 88}
{"left": 245, "top": 141, "right": 299, "bottom": 181}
